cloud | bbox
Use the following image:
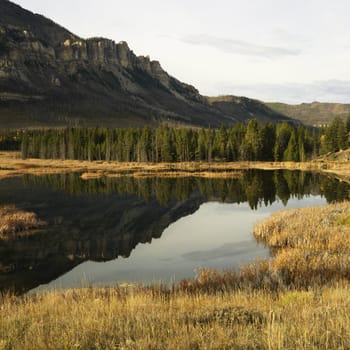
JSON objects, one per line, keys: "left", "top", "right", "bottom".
{"left": 317, "top": 80, "right": 350, "bottom": 98}
{"left": 182, "top": 241, "right": 265, "bottom": 261}
{"left": 181, "top": 34, "right": 301, "bottom": 58}
{"left": 218, "top": 80, "right": 350, "bottom": 104}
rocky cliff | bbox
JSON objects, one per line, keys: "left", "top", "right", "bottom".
{"left": 0, "top": 0, "right": 292, "bottom": 128}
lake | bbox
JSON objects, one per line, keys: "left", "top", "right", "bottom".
{"left": 0, "top": 170, "right": 349, "bottom": 294}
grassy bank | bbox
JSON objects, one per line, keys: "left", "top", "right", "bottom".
{"left": 1, "top": 202, "right": 350, "bottom": 349}
{"left": 253, "top": 202, "right": 350, "bottom": 287}
{"left": 2, "top": 151, "right": 350, "bottom": 181}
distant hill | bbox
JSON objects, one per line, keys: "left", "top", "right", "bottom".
{"left": 266, "top": 101, "right": 350, "bottom": 126}
{"left": 0, "top": 0, "right": 294, "bottom": 128}
{"left": 208, "top": 96, "right": 292, "bottom": 124}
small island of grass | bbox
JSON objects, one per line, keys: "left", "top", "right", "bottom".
{"left": 0, "top": 205, "right": 46, "bottom": 240}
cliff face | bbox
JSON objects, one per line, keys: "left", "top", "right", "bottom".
{"left": 0, "top": 0, "right": 291, "bottom": 128}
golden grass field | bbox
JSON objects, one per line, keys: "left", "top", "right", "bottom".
{"left": 253, "top": 202, "right": 350, "bottom": 287}
{"left": 1, "top": 202, "right": 350, "bottom": 349}
{"left": 1, "top": 151, "right": 350, "bottom": 182}
{"left": 1, "top": 284, "right": 349, "bottom": 350}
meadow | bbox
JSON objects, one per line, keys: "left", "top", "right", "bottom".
{"left": 0, "top": 283, "right": 349, "bottom": 349}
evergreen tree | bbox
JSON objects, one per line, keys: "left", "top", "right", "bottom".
{"left": 283, "top": 129, "right": 299, "bottom": 161}
{"left": 274, "top": 122, "right": 292, "bottom": 161}
{"left": 243, "top": 119, "right": 261, "bottom": 161}
{"left": 17, "top": 122, "right": 320, "bottom": 163}
{"left": 322, "top": 117, "right": 348, "bottom": 153}
{"left": 346, "top": 114, "right": 350, "bottom": 134}
{"left": 259, "top": 123, "right": 276, "bottom": 161}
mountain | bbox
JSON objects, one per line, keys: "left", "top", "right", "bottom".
{"left": 266, "top": 101, "right": 350, "bottom": 126}
{"left": 208, "top": 96, "right": 292, "bottom": 124}
{"left": 0, "top": 0, "right": 293, "bottom": 128}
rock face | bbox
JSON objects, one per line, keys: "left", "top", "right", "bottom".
{"left": 0, "top": 0, "right": 291, "bottom": 128}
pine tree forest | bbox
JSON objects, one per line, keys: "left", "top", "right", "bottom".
{"left": 1, "top": 117, "right": 349, "bottom": 162}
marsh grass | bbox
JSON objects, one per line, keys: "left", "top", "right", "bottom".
{"left": 253, "top": 202, "right": 350, "bottom": 287}
{"left": 0, "top": 205, "right": 46, "bottom": 239}
{"left": 2, "top": 151, "right": 350, "bottom": 182}
{"left": 1, "top": 198, "right": 350, "bottom": 348}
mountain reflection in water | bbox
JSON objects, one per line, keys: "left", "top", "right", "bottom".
{"left": 0, "top": 170, "right": 348, "bottom": 294}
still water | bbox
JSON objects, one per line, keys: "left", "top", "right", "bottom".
{"left": 0, "top": 170, "right": 348, "bottom": 294}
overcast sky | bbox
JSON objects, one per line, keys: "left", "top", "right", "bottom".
{"left": 13, "top": 0, "right": 350, "bottom": 104}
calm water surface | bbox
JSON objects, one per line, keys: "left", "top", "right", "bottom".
{"left": 0, "top": 170, "right": 348, "bottom": 294}
{"left": 38, "top": 198, "right": 326, "bottom": 292}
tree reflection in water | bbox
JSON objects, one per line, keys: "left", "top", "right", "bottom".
{"left": 0, "top": 170, "right": 348, "bottom": 294}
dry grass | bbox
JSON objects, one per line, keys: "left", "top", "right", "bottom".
{"left": 253, "top": 201, "right": 350, "bottom": 287}
{"left": 1, "top": 202, "right": 350, "bottom": 348}
{"left": 0, "top": 205, "right": 46, "bottom": 240}
{"left": 0, "top": 284, "right": 349, "bottom": 350}
{"left": 2, "top": 151, "right": 350, "bottom": 181}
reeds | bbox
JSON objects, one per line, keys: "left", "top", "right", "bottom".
{"left": 253, "top": 201, "right": 350, "bottom": 287}
{"left": 0, "top": 205, "right": 46, "bottom": 239}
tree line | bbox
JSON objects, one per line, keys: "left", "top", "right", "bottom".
{"left": 320, "top": 116, "right": 350, "bottom": 153}
{"left": 1, "top": 116, "right": 349, "bottom": 162}
{"left": 24, "top": 170, "right": 349, "bottom": 209}
{"left": 20, "top": 121, "right": 320, "bottom": 162}
{"left": 0, "top": 130, "right": 21, "bottom": 151}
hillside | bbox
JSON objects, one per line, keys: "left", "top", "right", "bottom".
{"left": 208, "top": 95, "right": 292, "bottom": 124}
{"left": 0, "top": 0, "right": 293, "bottom": 128}
{"left": 266, "top": 101, "right": 350, "bottom": 126}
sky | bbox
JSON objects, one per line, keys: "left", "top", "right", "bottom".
{"left": 13, "top": 0, "right": 350, "bottom": 104}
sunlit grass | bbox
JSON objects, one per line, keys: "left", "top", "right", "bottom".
{"left": 0, "top": 284, "right": 350, "bottom": 349}
{"left": 0, "top": 205, "right": 46, "bottom": 240}
{"left": 2, "top": 151, "right": 350, "bottom": 181}
{"left": 1, "top": 195, "right": 350, "bottom": 348}
{"left": 253, "top": 201, "right": 350, "bottom": 287}
{"left": 336, "top": 213, "right": 350, "bottom": 227}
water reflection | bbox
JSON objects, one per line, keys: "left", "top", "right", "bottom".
{"left": 23, "top": 170, "right": 350, "bottom": 207}
{"left": 0, "top": 170, "right": 348, "bottom": 294}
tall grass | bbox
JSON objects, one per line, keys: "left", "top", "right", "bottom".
{"left": 0, "top": 205, "right": 46, "bottom": 240}
{"left": 0, "top": 284, "right": 350, "bottom": 349}
{"left": 253, "top": 202, "right": 350, "bottom": 287}
{"left": 1, "top": 202, "right": 350, "bottom": 349}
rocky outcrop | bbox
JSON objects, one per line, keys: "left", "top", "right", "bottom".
{"left": 0, "top": 0, "right": 292, "bottom": 128}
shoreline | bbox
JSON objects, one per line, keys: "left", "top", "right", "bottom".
{"left": 1, "top": 151, "right": 350, "bottom": 182}
{"left": 1, "top": 201, "right": 350, "bottom": 348}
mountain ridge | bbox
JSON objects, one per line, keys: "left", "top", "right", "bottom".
{"left": 266, "top": 101, "right": 350, "bottom": 126}
{"left": 0, "top": 0, "right": 293, "bottom": 128}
